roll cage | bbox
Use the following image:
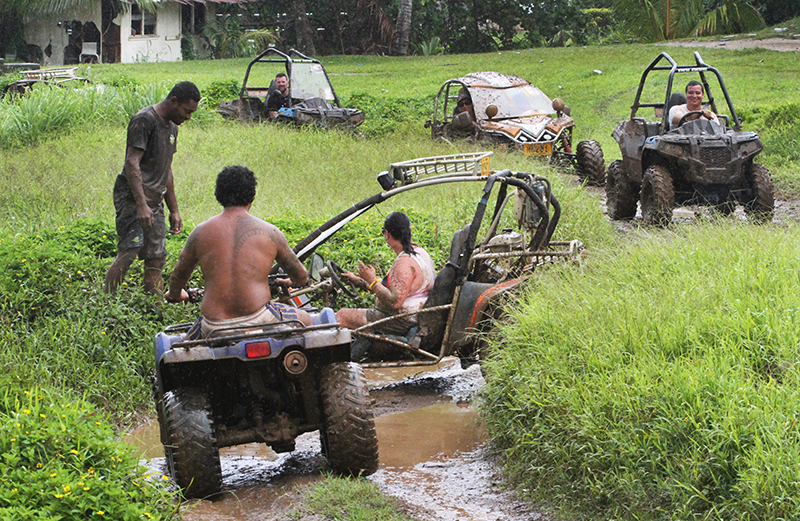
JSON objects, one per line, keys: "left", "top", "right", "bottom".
{"left": 629, "top": 51, "right": 741, "bottom": 131}
{"left": 284, "top": 152, "right": 583, "bottom": 367}
{"left": 238, "top": 47, "right": 344, "bottom": 108}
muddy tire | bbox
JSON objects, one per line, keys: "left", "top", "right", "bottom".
{"left": 151, "top": 373, "right": 169, "bottom": 448}
{"left": 640, "top": 165, "right": 674, "bottom": 227}
{"left": 605, "top": 160, "right": 639, "bottom": 220}
{"left": 164, "top": 387, "right": 222, "bottom": 499}
{"left": 744, "top": 163, "right": 775, "bottom": 224}
{"left": 575, "top": 140, "right": 605, "bottom": 186}
{"left": 320, "top": 362, "right": 379, "bottom": 476}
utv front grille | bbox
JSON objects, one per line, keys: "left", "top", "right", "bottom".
{"left": 700, "top": 147, "right": 729, "bottom": 167}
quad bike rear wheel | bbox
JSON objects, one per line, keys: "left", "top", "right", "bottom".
{"left": 640, "top": 165, "right": 674, "bottom": 227}
{"left": 575, "top": 140, "right": 605, "bottom": 186}
{"left": 605, "top": 160, "right": 639, "bottom": 220}
{"left": 744, "top": 163, "right": 774, "bottom": 224}
{"left": 320, "top": 362, "right": 379, "bottom": 476}
{"left": 164, "top": 387, "right": 222, "bottom": 499}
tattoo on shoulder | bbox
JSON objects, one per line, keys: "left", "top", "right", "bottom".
{"left": 233, "top": 217, "right": 278, "bottom": 257}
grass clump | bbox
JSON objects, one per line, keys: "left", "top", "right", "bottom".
{"left": 290, "top": 476, "right": 417, "bottom": 520}
{"left": 482, "top": 222, "right": 800, "bottom": 520}
{"left": 0, "top": 383, "right": 176, "bottom": 520}
{"left": 0, "top": 82, "right": 218, "bottom": 149}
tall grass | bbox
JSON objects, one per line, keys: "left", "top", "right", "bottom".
{"left": 0, "top": 82, "right": 218, "bottom": 149}
{"left": 483, "top": 222, "right": 800, "bottom": 520}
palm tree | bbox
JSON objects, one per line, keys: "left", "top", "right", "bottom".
{"left": 613, "top": 0, "right": 764, "bottom": 41}
{"left": 392, "top": 0, "right": 412, "bottom": 55}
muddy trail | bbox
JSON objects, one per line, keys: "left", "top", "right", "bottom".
{"left": 128, "top": 361, "right": 553, "bottom": 521}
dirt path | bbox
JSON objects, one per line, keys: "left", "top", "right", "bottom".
{"left": 660, "top": 37, "right": 800, "bottom": 52}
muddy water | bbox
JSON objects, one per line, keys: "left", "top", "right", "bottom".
{"left": 127, "top": 362, "right": 547, "bottom": 520}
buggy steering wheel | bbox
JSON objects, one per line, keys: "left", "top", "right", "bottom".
{"left": 326, "top": 260, "right": 358, "bottom": 298}
{"left": 677, "top": 110, "right": 707, "bottom": 127}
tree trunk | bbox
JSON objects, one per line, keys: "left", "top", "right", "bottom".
{"left": 391, "top": 0, "right": 412, "bottom": 56}
{"left": 291, "top": 0, "right": 316, "bottom": 56}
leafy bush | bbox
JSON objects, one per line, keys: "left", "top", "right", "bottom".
{"left": 0, "top": 383, "right": 176, "bottom": 519}
{"left": 343, "top": 93, "right": 432, "bottom": 138}
{"left": 0, "top": 220, "right": 195, "bottom": 421}
{"left": 202, "top": 79, "right": 240, "bottom": 109}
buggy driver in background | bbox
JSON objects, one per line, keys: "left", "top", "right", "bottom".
{"left": 336, "top": 212, "right": 436, "bottom": 338}
{"left": 166, "top": 165, "right": 312, "bottom": 338}
{"left": 266, "top": 73, "right": 290, "bottom": 118}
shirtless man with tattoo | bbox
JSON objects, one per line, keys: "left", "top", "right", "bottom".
{"left": 166, "top": 165, "right": 312, "bottom": 339}
{"left": 336, "top": 212, "right": 435, "bottom": 335}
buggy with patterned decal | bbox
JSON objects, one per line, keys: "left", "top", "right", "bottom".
{"left": 425, "top": 72, "right": 605, "bottom": 185}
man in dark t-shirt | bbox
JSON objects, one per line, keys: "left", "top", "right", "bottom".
{"left": 266, "top": 73, "right": 290, "bottom": 118}
{"left": 104, "top": 81, "right": 200, "bottom": 295}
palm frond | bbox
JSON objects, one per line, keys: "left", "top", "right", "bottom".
{"left": 3, "top": 0, "right": 155, "bottom": 16}
{"left": 692, "top": 0, "right": 765, "bottom": 37}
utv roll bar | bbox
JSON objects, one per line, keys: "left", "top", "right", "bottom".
{"left": 629, "top": 51, "right": 741, "bottom": 131}
{"left": 239, "top": 47, "right": 343, "bottom": 108}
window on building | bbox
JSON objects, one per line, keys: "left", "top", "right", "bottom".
{"left": 131, "top": 4, "right": 156, "bottom": 36}
{"left": 181, "top": 3, "right": 206, "bottom": 35}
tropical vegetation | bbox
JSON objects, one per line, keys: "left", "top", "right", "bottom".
{"left": 0, "top": 23, "right": 800, "bottom": 520}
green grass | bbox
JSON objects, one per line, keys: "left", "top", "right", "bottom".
{"left": 484, "top": 222, "right": 800, "bottom": 519}
{"left": 286, "top": 476, "right": 417, "bottom": 520}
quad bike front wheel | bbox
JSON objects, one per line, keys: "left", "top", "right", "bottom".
{"left": 605, "top": 160, "right": 639, "bottom": 220}
{"left": 575, "top": 140, "right": 605, "bottom": 186}
{"left": 744, "top": 163, "right": 775, "bottom": 224}
{"left": 164, "top": 387, "right": 222, "bottom": 499}
{"left": 640, "top": 165, "right": 674, "bottom": 227}
{"left": 320, "top": 362, "right": 379, "bottom": 476}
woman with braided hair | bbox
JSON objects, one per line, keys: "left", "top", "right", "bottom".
{"left": 336, "top": 212, "right": 436, "bottom": 335}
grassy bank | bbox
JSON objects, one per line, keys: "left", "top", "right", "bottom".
{"left": 485, "top": 222, "right": 800, "bottom": 519}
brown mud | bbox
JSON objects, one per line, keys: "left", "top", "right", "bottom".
{"left": 127, "top": 361, "right": 554, "bottom": 521}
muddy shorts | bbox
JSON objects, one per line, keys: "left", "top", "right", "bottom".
{"left": 365, "top": 308, "right": 418, "bottom": 336}
{"left": 185, "top": 302, "right": 301, "bottom": 340}
{"left": 114, "top": 194, "right": 166, "bottom": 261}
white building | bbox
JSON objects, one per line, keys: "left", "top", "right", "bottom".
{"left": 21, "top": 0, "right": 241, "bottom": 65}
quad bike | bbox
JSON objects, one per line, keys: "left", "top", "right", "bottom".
{"left": 606, "top": 51, "right": 773, "bottom": 226}
{"left": 152, "top": 297, "right": 378, "bottom": 499}
{"left": 216, "top": 48, "right": 364, "bottom": 130}
{"left": 425, "top": 72, "right": 605, "bottom": 186}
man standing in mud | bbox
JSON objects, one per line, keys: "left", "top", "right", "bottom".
{"left": 104, "top": 81, "right": 200, "bottom": 295}
{"left": 165, "top": 165, "right": 312, "bottom": 338}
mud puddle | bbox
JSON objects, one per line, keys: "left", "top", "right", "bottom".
{"left": 126, "top": 361, "right": 549, "bottom": 520}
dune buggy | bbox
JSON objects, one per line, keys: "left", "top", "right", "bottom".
{"left": 606, "top": 51, "right": 773, "bottom": 226}
{"left": 216, "top": 48, "right": 364, "bottom": 130}
{"left": 284, "top": 151, "right": 584, "bottom": 368}
{"left": 425, "top": 72, "right": 605, "bottom": 186}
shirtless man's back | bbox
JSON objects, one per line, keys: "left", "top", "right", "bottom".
{"left": 166, "top": 166, "right": 310, "bottom": 334}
